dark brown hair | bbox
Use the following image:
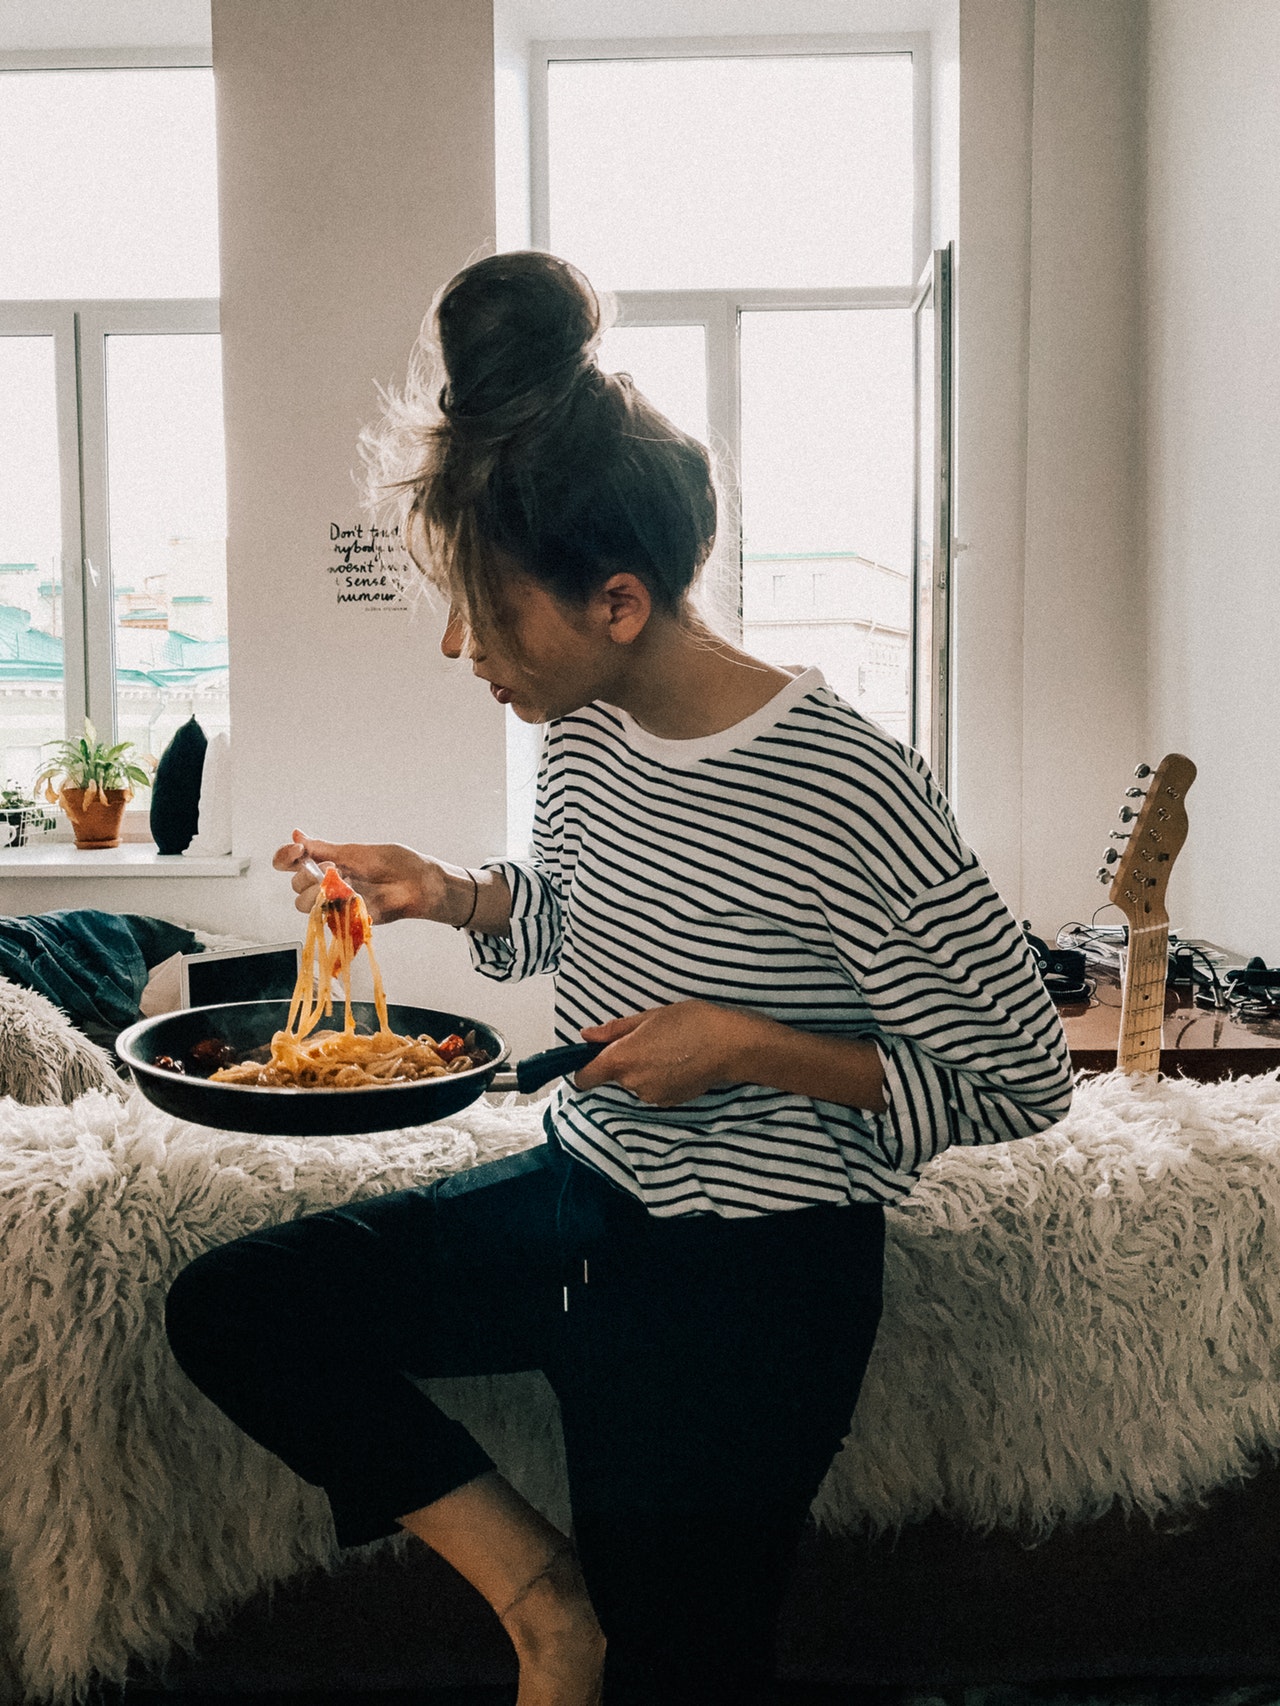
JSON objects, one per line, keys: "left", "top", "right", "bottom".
{"left": 363, "top": 252, "right": 718, "bottom": 637}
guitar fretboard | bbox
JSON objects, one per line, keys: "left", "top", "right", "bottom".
{"left": 1118, "top": 923, "right": 1169, "bottom": 1074}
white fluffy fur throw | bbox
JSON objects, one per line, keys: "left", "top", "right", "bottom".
{"left": 3, "top": 1070, "right": 1280, "bottom": 1702}
{"left": 0, "top": 976, "right": 122, "bottom": 1106}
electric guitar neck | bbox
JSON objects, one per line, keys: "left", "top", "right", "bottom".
{"left": 1118, "top": 922, "right": 1173, "bottom": 1075}
{"left": 1095, "top": 753, "right": 1196, "bottom": 1076}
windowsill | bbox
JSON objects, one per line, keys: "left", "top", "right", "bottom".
{"left": 0, "top": 845, "right": 250, "bottom": 878}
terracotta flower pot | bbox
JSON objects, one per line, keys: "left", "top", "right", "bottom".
{"left": 61, "top": 786, "right": 131, "bottom": 850}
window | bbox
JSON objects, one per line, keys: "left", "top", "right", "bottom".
{"left": 0, "top": 66, "right": 224, "bottom": 805}
{"left": 530, "top": 38, "right": 952, "bottom": 783}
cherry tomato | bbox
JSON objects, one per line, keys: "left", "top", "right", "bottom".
{"left": 320, "top": 865, "right": 355, "bottom": 903}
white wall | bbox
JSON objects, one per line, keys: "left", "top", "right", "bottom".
{"left": 955, "top": 0, "right": 1145, "bottom": 941}
{"left": 931, "top": 0, "right": 958, "bottom": 247}
{"left": 1144, "top": 0, "right": 1280, "bottom": 962}
{"left": 953, "top": 0, "right": 1034, "bottom": 908}
{"left": 1020, "top": 0, "right": 1146, "bottom": 934}
{"left": 208, "top": 0, "right": 565, "bottom": 1055}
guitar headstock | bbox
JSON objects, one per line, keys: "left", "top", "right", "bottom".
{"left": 1096, "top": 753, "right": 1196, "bottom": 931}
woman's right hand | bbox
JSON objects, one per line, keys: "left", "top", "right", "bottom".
{"left": 272, "top": 830, "right": 449, "bottom": 925}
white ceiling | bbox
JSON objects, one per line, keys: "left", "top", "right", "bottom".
{"left": 0, "top": 0, "right": 947, "bottom": 57}
{"left": 0, "top": 0, "right": 209, "bottom": 51}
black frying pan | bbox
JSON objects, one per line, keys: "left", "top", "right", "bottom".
{"left": 116, "top": 1000, "right": 602, "bottom": 1136}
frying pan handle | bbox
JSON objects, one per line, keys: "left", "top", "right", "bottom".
{"left": 488, "top": 1042, "right": 606, "bottom": 1096}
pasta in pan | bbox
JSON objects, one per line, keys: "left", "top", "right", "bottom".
{"left": 209, "top": 866, "right": 488, "bottom": 1088}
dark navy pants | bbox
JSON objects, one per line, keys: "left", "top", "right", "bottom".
{"left": 165, "top": 1129, "right": 884, "bottom": 1704}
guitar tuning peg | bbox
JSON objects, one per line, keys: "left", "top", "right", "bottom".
{"left": 1103, "top": 848, "right": 1120, "bottom": 864}
{"left": 1096, "top": 867, "right": 1113, "bottom": 884}
{"left": 1124, "top": 786, "right": 1148, "bottom": 798}
{"left": 1118, "top": 806, "right": 1139, "bottom": 822}
{"left": 1134, "top": 763, "right": 1152, "bottom": 778}
{"left": 1109, "top": 830, "right": 1131, "bottom": 840}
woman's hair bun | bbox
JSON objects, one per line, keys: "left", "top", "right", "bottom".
{"left": 363, "top": 248, "right": 718, "bottom": 635}
{"left": 435, "top": 251, "right": 602, "bottom": 428}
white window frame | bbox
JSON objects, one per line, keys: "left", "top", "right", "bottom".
{"left": 528, "top": 35, "right": 952, "bottom": 782}
{"left": 0, "top": 51, "right": 220, "bottom": 833}
{"left": 80, "top": 301, "right": 222, "bottom": 742}
{"left": 913, "top": 245, "right": 954, "bottom": 783}
{"left": 0, "top": 299, "right": 220, "bottom": 747}
{"left": 0, "top": 303, "right": 86, "bottom": 732}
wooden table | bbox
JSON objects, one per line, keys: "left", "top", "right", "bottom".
{"left": 1061, "top": 964, "right": 1280, "bottom": 1081}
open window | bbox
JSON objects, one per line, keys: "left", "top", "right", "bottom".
{"left": 912, "top": 243, "right": 954, "bottom": 789}
{"left": 506, "top": 38, "right": 953, "bottom": 850}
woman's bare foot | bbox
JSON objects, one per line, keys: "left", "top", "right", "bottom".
{"left": 500, "top": 1547, "right": 606, "bottom": 1706}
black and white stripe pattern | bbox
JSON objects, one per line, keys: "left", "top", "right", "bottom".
{"left": 472, "top": 668, "right": 1072, "bottom": 1218}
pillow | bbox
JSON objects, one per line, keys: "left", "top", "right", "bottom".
{"left": 149, "top": 717, "right": 208, "bottom": 855}
{"left": 0, "top": 976, "right": 123, "bottom": 1105}
{"left": 186, "top": 730, "right": 232, "bottom": 856}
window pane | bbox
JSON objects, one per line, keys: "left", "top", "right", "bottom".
{"left": 740, "top": 310, "right": 913, "bottom": 741}
{"left": 105, "top": 335, "right": 228, "bottom": 782}
{"left": 548, "top": 55, "right": 914, "bottom": 290}
{"left": 0, "top": 69, "right": 219, "bottom": 298}
{"left": 598, "top": 324, "right": 708, "bottom": 443}
{"left": 0, "top": 337, "right": 64, "bottom": 796}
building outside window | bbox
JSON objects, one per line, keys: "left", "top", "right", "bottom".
{"left": 0, "top": 64, "right": 224, "bottom": 814}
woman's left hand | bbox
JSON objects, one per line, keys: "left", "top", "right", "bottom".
{"left": 575, "top": 1001, "right": 760, "bottom": 1107}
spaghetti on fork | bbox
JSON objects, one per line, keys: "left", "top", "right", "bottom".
{"left": 211, "top": 866, "right": 487, "bottom": 1088}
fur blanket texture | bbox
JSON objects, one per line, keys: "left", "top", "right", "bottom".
{"left": 0, "top": 977, "right": 120, "bottom": 1106}
{"left": 3, "top": 1069, "right": 1280, "bottom": 1702}
{"left": 0, "top": 930, "right": 254, "bottom": 1109}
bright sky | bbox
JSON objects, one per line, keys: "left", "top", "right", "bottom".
{"left": 0, "top": 338, "right": 59, "bottom": 574}
{"left": 106, "top": 334, "right": 227, "bottom": 553}
{"left": 552, "top": 53, "right": 917, "bottom": 570}
{"left": 548, "top": 53, "right": 915, "bottom": 289}
{"left": 0, "top": 68, "right": 219, "bottom": 298}
{"left": 0, "top": 69, "right": 224, "bottom": 605}
{"left": 739, "top": 309, "right": 913, "bottom": 565}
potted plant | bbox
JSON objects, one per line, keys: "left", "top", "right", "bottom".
{"left": 33, "top": 721, "right": 153, "bottom": 850}
{"left": 0, "top": 781, "right": 58, "bottom": 849}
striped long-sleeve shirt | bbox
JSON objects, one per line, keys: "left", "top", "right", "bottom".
{"left": 471, "top": 666, "right": 1073, "bottom": 1218}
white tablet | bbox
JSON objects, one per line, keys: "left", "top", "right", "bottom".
{"left": 179, "top": 943, "right": 303, "bottom": 1009}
